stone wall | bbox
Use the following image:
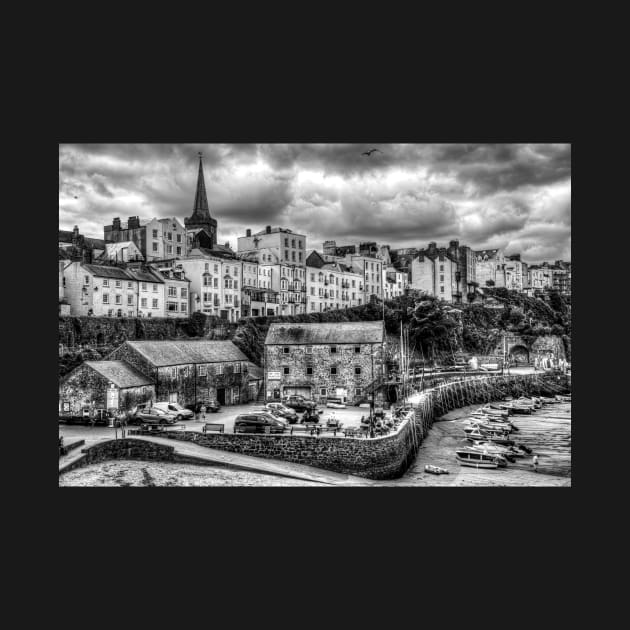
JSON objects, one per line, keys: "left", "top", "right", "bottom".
{"left": 266, "top": 342, "right": 383, "bottom": 404}
{"left": 531, "top": 335, "right": 567, "bottom": 361}
{"left": 157, "top": 373, "right": 570, "bottom": 479}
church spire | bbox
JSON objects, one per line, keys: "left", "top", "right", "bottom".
{"left": 191, "top": 152, "right": 211, "bottom": 220}
{"left": 185, "top": 151, "right": 218, "bottom": 247}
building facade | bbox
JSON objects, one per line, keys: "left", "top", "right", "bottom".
{"left": 59, "top": 360, "right": 155, "bottom": 416}
{"left": 108, "top": 340, "right": 251, "bottom": 406}
{"left": 474, "top": 248, "right": 506, "bottom": 288}
{"left": 505, "top": 255, "right": 527, "bottom": 292}
{"left": 264, "top": 321, "right": 385, "bottom": 405}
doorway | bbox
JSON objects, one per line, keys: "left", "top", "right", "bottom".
{"left": 217, "top": 388, "right": 226, "bottom": 405}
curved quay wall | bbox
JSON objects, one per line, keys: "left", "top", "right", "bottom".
{"left": 59, "top": 373, "right": 570, "bottom": 481}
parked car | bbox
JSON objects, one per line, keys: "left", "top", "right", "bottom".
{"left": 186, "top": 399, "right": 222, "bottom": 414}
{"left": 152, "top": 402, "right": 194, "bottom": 421}
{"left": 234, "top": 412, "right": 287, "bottom": 434}
{"left": 325, "top": 397, "right": 347, "bottom": 409}
{"left": 283, "top": 395, "right": 318, "bottom": 412}
{"left": 264, "top": 402, "right": 299, "bottom": 423}
{"left": 130, "top": 405, "right": 178, "bottom": 425}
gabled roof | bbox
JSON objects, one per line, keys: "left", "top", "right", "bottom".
{"left": 121, "top": 340, "right": 249, "bottom": 367}
{"left": 83, "top": 361, "right": 153, "bottom": 388}
{"left": 125, "top": 267, "right": 164, "bottom": 283}
{"left": 82, "top": 264, "right": 133, "bottom": 280}
{"left": 265, "top": 321, "right": 384, "bottom": 346}
{"left": 305, "top": 250, "right": 327, "bottom": 268}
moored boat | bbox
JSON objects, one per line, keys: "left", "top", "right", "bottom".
{"left": 455, "top": 448, "right": 508, "bottom": 468}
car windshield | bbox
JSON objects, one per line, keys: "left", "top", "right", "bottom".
{"left": 170, "top": 403, "right": 185, "bottom": 411}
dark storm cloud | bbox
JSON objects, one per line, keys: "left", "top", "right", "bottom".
{"left": 59, "top": 143, "right": 570, "bottom": 262}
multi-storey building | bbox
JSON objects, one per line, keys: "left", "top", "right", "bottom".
{"left": 63, "top": 262, "right": 142, "bottom": 318}
{"left": 504, "top": 255, "right": 527, "bottom": 292}
{"left": 321, "top": 240, "right": 385, "bottom": 301}
{"left": 237, "top": 252, "right": 281, "bottom": 317}
{"left": 305, "top": 251, "right": 364, "bottom": 313}
{"left": 104, "top": 216, "right": 188, "bottom": 262}
{"left": 264, "top": 321, "right": 385, "bottom": 404}
{"left": 383, "top": 267, "right": 408, "bottom": 300}
{"left": 389, "top": 248, "right": 418, "bottom": 283}
{"left": 177, "top": 248, "right": 244, "bottom": 321}
{"left": 410, "top": 241, "right": 477, "bottom": 303}
{"left": 474, "top": 248, "right": 506, "bottom": 288}
{"left": 100, "top": 241, "right": 144, "bottom": 263}
{"left": 237, "top": 226, "right": 307, "bottom": 315}
{"left": 59, "top": 226, "right": 109, "bottom": 263}
{"left": 527, "top": 265, "right": 553, "bottom": 294}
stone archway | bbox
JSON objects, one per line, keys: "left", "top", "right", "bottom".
{"left": 509, "top": 344, "right": 530, "bottom": 364}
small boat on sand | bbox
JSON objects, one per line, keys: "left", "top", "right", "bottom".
{"left": 456, "top": 448, "right": 508, "bottom": 468}
{"left": 555, "top": 394, "right": 571, "bottom": 402}
{"left": 424, "top": 464, "right": 449, "bottom": 475}
{"left": 464, "top": 427, "right": 515, "bottom": 445}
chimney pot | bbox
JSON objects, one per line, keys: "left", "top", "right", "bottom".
{"left": 246, "top": 229, "right": 251, "bottom": 237}
{"left": 266, "top": 225, "right": 271, "bottom": 234}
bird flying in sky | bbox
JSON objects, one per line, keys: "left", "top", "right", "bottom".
{"left": 361, "top": 149, "right": 382, "bottom": 157}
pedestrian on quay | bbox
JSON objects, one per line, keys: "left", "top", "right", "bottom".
{"left": 200, "top": 404, "right": 207, "bottom": 420}
{"left": 532, "top": 454, "right": 539, "bottom": 472}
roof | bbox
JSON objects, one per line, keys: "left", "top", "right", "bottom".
{"left": 82, "top": 264, "right": 133, "bottom": 280}
{"left": 122, "top": 340, "right": 249, "bottom": 367}
{"left": 126, "top": 267, "right": 164, "bottom": 283}
{"left": 83, "top": 361, "right": 153, "bottom": 388}
{"left": 265, "top": 321, "right": 384, "bottom": 346}
{"left": 59, "top": 230, "right": 108, "bottom": 250}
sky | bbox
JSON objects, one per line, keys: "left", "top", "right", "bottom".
{"left": 59, "top": 143, "right": 571, "bottom": 263}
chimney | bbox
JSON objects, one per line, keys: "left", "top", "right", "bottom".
{"left": 266, "top": 225, "right": 271, "bottom": 234}
{"left": 449, "top": 240, "right": 459, "bottom": 248}
{"left": 112, "top": 217, "right": 121, "bottom": 230}
{"left": 72, "top": 225, "right": 79, "bottom": 246}
{"left": 128, "top": 216, "right": 140, "bottom": 230}
{"left": 246, "top": 229, "right": 251, "bottom": 237}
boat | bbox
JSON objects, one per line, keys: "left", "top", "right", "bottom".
{"left": 469, "top": 440, "right": 513, "bottom": 456}
{"left": 464, "top": 427, "right": 515, "bottom": 445}
{"left": 455, "top": 448, "right": 508, "bottom": 469}
{"left": 555, "top": 394, "right": 571, "bottom": 402}
{"left": 478, "top": 406, "right": 510, "bottom": 418}
{"left": 424, "top": 464, "right": 449, "bottom": 475}
{"left": 466, "top": 420, "right": 512, "bottom": 433}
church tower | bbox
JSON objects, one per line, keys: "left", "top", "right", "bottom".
{"left": 185, "top": 152, "right": 218, "bottom": 248}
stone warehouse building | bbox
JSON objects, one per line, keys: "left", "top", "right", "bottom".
{"left": 108, "top": 340, "right": 251, "bottom": 407}
{"left": 264, "top": 321, "right": 385, "bottom": 405}
{"left": 59, "top": 361, "right": 155, "bottom": 417}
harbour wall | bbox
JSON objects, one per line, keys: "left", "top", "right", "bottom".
{"left": 59, "top": 373, "right": 570, "bottom": 480}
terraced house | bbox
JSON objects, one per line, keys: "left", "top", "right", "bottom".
{"left": 264, "top": 321, "right": 385, "bottom": 405}
{"left": 108, "top": 340, "right": 251, "bottom": 407}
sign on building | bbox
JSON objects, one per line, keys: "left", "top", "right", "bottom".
{"left": 267, "top": 371, "right": 281, "bottom": 380}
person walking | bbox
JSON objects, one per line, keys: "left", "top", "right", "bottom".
{"left": 200, "top": 403, "right": 207, "bottom": 420}
{"left": 532, "top": 454, "right": 539, "bottom": 472}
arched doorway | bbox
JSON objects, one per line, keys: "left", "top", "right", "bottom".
{"left": 509, "top": 345, "right": 530, "bottom": 365}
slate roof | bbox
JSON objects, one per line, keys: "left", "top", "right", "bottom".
{"left": 126, "top": 267, "right": 164, "bottom": 283}
{"left": 122, "top": 340, "right": 249, "bottom": 367}
{"left": 82, "top": 264, "right": 133, "bottom": 280}
{"left": 265, "top": 321, "right": 384, "bottom": 346}
{"left": 84, "top": 361, "right": 153, "bottom": 388}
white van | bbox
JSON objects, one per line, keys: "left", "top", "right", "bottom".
{"left": 152, "top": 402, "right": 194, "bottom": 421}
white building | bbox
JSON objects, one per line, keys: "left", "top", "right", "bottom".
{"left": 101, "top": 241, "right": 144, "bottom": 263}
{"left": 305, "top": 251, "right": 364, "bottom": 312}
{"left": 383, "top": 267, "right": 408, "bottom": 300}
{"left": 505, "top": 255, "right": 527, "bottom": 292}
{"left": 474, "top": 248, "right": 506, "bottom": 288}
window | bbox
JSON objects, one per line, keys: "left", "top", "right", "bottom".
{"left": 310, "top": 287, "right": 315, "bottom": 295}
{"left": 115, "top": 280, "right": 121, "bottom": 288}
{"left": 84, "top": 276, "right": 90, "bottom": 284}
{"left": 291, "top": 239, "right": 295, "bottom": 248}
{"left": 354, "top": 346, "right": 361, "bottom": 353}
{"left": 292, "top": 251, "right": 296, "bottom": 261}
{"left": 225, "top": 278, "right": 232, "bottom": 289}
{"left": 176, "top": 247, "right": 182, "bottom": 256}
{"left": 213, "top": 277, "right": 218, "bottom": 288}
{"left": 108, "top": 309, "right": 114, "bottom": 317}
{"left": 152, "top": 229, "right": 158, "bottom": 238}
{"left": 152, "top": 242, "right": 158, "bottom": 252}
{"left": 306, "top": 365, "right": 313, "bottom": 375}
{"left": 330, "top": 346, "right": 337, "bottom": 353}
{"left": 167, "top": 302, "right": 178, "bottom": 312}
{"left": 167, "top": 232, "right": 173, "bottom": 241}
{"left": 142, "top": 282, "right": 147, "bottom": 291}
{"left": 234, "top": 363, "right": 241, "bottom": 373}
{"left": 102, "top": 293, "right": 109, "bottom": 304}
{"left": 285, "top": 251, "right": 289, "bottom": 260}
{"left": 127, "top": 295, "right": 133, "bottom": 306}
{"left": 181, "top": 288, "right": 187, "bottom": 298}
{"left": 352, "top": 293, "right": 356, "bottom": 300}
{"left": 168, "top": 286, "right": 177, "bottom": 297}
{"left": 440, "top": 274, "right": 444, "bottom": 282}
{"left": 320, "top": 388, "right": 327, "bottom": 396}
{"left": 176, "top": 234, "right": 182, "bottom": 243}
{"left": 128, "top": 310, "right": 134, "bottom": 317}
{"left": 198, "top": 365, "right": 207, "bottom": 377}
{"left": 355, "top": 388, "right": 362, "bottom": 396}
{"left": 440, "top": 286, "right": 444, "bottom": 293}
{"left": 298, "top": 241, "right": 303, "bottom": 249}
{"left": 115, "top": 295, "right": 122, "bottom": 305}
{"left": 214, "top": 265, "right": 219, "bottom": 274}
{"left": 352, "top": 280, "right": 355, "bottom": 287}
{"left": 179, "top": 366, "right": 188, "bottom": 378}
{"left": 355, "top": 366, "right": 362, "bottom": 375}
{"left": 283, "top": 347, "right": 290, "bottom": 354}
{"left": 152, "top": 284, "right": 158, "bottom": 292}
{"left": 234, "top": 280, "right": 238, "bottom": 290}
{"left": 167, "top": 245, "right": 173, "bottom": 255}
{"left": 330, "top": 366, "right": 337, "bottom": 375}
{"left": 103, "top": 279, "right": 109, "bottom": 287}
{"left": 205, "top": 263, "right": 209, "bottom": 272}
{"left": 305, "top": 346, "right": 313, "bottom": 354}
{"left": 171, "top": 367, "right": 177, "bottom": 378}
{"left": 440, "top": 264, "right": 444, "bottom": 272}
{"left": 180, "top": 303, "right": 187, "bottom": 312}
{"left": 127, "top": 282, "right": 133, "bottom": 289}
{"left": 285, "top": 238, "right": 289, "bottom": 247}
{"left": 216, "top": 364, "right": 223, "bottom": 375}
{"left": 141, "top": 298, "right": 147, "bottom": 308}
{"left": 203, "top": 276, "right": 211, "bottom": 286}
{"left": 152, "top": 298, "right": 158, "bottom": 308}
{"left": 283, "top": 366, "right": 290, "bottom": 375}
